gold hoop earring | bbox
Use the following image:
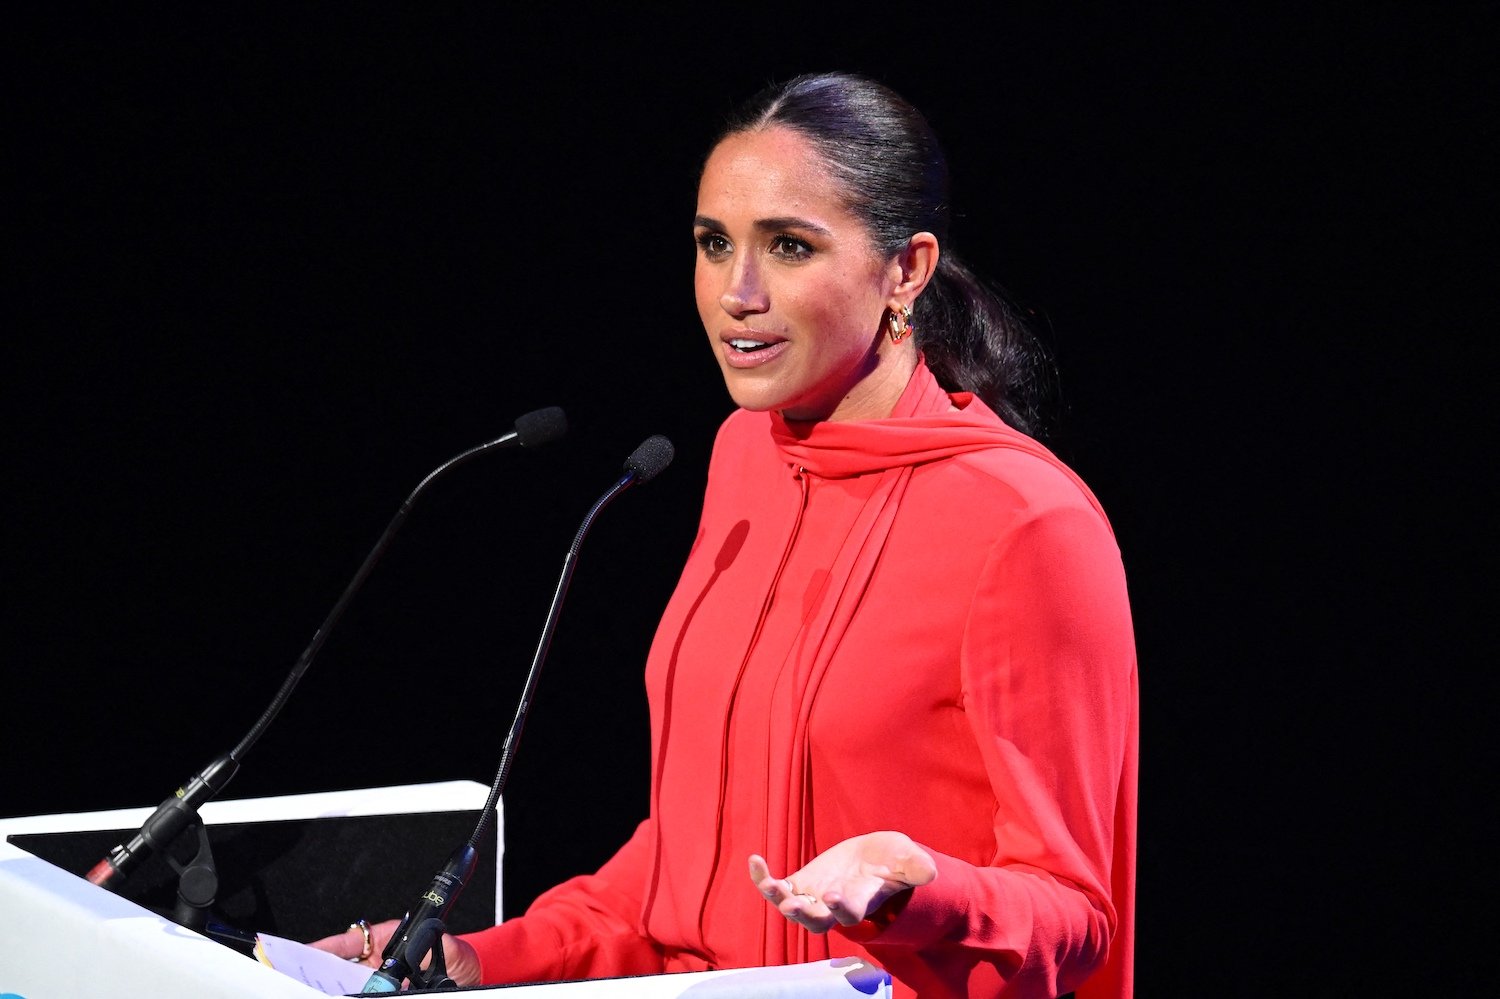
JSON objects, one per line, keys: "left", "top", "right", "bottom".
{"left": 888, "top": 306, "right": 915, "bottom": 344}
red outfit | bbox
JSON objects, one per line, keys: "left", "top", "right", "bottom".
{"left": 461, "top": 362, "right": 1137, "bottom": 998}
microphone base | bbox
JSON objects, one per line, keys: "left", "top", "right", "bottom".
{"left": 361, "top": 970, "right": 402, "bottom": 993}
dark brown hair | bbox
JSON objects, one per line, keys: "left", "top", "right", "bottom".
{"left": 715, "top": 72, "right": 1055, "bottom": 437}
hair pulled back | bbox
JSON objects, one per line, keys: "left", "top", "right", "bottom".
{"left": 713, "top": 72, "right": 1055, "bottom": 437}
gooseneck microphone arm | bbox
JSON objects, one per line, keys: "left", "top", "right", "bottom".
{"left": 85, "top": 407, "right": 569, "bottom": 893}
{"left": 490, "top": 434, "right": 675, "bottom": 817}
{"left": 362, "top": 434, "right": 675, "bottom": 994}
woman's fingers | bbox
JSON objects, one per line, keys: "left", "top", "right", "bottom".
{"left": 748, "top": 854, "right": 788, "bottom": 901}
{"left": 306, "top": 918, "right": 401, "bottom": 967}
{"left": 306, "top": 922, "right": 370, "bottom": 961}
{"left": 750, "top": 854, "right": 836, "bottom": 930}
{"left": 778, "top": 891, "right": 835, "bottom": 931}
{"left": 821, "top": 891, "right": 864, "bottom": 927}
{"left": 443, "top": 934, "right": 483, "bottom": 987}
{"left": 749, "top": 833, "right": 941, "bottom": 935}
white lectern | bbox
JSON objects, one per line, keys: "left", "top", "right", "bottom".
{"left": 0, "top": 783, "right": 890, "bottom": 998}
{"left": 0, "top": 782, "right": 499, "bottom": 998}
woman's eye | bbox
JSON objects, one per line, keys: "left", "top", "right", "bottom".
{"left": 769, "top": 235, "right": 812, "bottom": 261}
{"left": 696, "top": 233, "right": 731, "bottom": 258}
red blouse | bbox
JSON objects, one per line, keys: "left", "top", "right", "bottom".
{"left": 461, "top": 362, "right": 1137, "bottom": 998}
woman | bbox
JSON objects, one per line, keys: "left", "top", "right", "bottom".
{"left": 317, "top": 71, "right": 1137, "bottom": 999}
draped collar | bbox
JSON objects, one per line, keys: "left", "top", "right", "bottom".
{"left": 768, "top": 360, "right": 1033, "bottom": 479}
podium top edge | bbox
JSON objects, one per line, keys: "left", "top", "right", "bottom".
{"left": 0, "top": 780, "right": 495, "bottom": 835}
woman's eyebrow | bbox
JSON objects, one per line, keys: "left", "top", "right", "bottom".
{"left": 692, "top": 214, "right": 832, "bottom": 237}
{"left": 754, "top": 216, "right": 832, "bottom": 237}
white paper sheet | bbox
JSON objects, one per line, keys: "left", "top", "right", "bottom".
{"left": 255, "top": 931, "right": 374, "bottom": 995}
{"left": 251, "top": 931, "right": 892, "bottom": 998}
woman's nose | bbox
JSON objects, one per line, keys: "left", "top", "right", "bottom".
{"left": 720, "top": 258, "right": 768, "bottom": 316}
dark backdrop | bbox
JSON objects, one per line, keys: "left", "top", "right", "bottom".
{"left": 7, "top": 7, "right": 1491, "bottom": 995}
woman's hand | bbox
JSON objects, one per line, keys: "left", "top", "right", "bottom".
{"left": 306, "top": 918, "right": 482, "bottom": 986}
{"left": 748, "top": 831, "right": 937, "bottom": 933}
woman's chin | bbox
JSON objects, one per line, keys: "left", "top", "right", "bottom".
{"left": 720, "top": 377, "right": 788, "bottom": 414}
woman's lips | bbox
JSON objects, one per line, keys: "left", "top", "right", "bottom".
{"left": 720, "top": 331, "right": 789, "bottom": 369}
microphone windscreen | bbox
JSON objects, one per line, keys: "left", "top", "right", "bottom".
{"left": 624, "top": 435, "right": 674, "bottom": 484}
{"left": 514, "top": 406, "right": 568, "bottom": 448}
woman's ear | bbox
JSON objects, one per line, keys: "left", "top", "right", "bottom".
{"left": 889, "top": 231, "right": 940, "bottom": 309}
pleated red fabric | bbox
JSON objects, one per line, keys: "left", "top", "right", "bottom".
{"left": 462, "top": 361, "right": 1137, "bottom": 997}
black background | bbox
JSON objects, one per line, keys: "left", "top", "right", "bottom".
{"left": 7, "top": 7, "right": 1493, "bottom": 995}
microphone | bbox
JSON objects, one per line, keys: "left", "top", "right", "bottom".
{"left": 84, "top": 407, "right": 568, "bottom": 894}
{"left": 363, "top": 434, "right": 674, "bottom": 993}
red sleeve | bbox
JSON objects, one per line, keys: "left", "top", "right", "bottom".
{"left": 458, "top": 818, "right": 666, "bottom": 985}
{"left": 849, "top": 502, "right": 1138, "bottom": 998}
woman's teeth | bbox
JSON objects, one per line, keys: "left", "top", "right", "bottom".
{"left": 730, "top": 338, "right": 770, "bottom": 353}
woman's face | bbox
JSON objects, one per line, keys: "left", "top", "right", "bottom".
{"left": 694, "top": 126, "right": 912, "bottom": 422}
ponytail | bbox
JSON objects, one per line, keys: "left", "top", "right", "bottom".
{"left": 916, "top": 255, "right": 1056, "bottom": 438}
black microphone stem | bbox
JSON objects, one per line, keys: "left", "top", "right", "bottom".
{"left": 86, "top": 410, "right": 566, "bottom": 892}
{"left": 475, "top": 433, "right": 675, "bottom": 831}
{"left": 238, "top": 432, "right": 516, "bottom": 761}
{"left": 365, "top": 437, "right": 673, "bottom": 993}
{"left": 478, "top": 466, "right": 635, "bottom": 830}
